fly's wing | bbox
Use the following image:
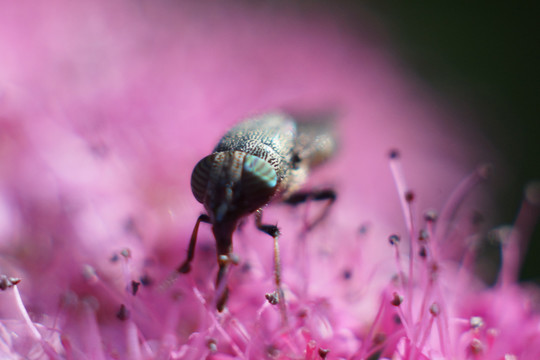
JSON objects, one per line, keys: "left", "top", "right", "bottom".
{"left": 293, "top": 117, "right": 337, "bottom": 169}
{"left": 281, "top": 115, "right": 338, "bottom": 198}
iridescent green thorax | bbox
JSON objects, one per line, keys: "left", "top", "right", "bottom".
{"left": 213, "top": 113, "right": 297, "bottom": 183}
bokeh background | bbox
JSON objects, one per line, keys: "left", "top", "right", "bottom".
{"left": 2, "top": 0, "right": 538, "bottom": 282}
{"left": 268, "top": 0, "right": 540, "bottom": 282}
{"left": 364, "top": 2, "right": 540, "bottom": 282}
{"left": 0, "top": 2, "right": 538, "bottom": 357}
{"left": 314, "top": 1, "right": 540, "bottom": 282}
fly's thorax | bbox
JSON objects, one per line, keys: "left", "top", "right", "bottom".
{"left": 213, "top": 113, "right": 297, "bottom": 181}
{"left": 191, "top": 150, "right": 279, "bottom": 223}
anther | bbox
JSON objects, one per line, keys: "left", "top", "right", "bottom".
{"left": 429, "top": 303, "right": 440, "bottom": 316}
{"left": 131, "top": 280, "right": 141, "bottom": 295}
{"left": 388, "top": 149, "right": 400, "bottom": 159}
{"left": 389, "top": 234, "right": 400, "bottom": 245}
{"left": 265, "top": 292, "right": 280, "bottom": 305}
{"left": 207, "top": 338, "right": 218, "bottom": 352}
{"left": 468, "top": 338, "right": 483, "bottom": 355}
{"left": 297, "top": 308, "right": 309, "bottom": 318}
{"left": 116, "top": 304, "right": 130, "bottom": 321}
{"left": 358, "top": 223, "right": 369, "bottom": 235}
{"left": 470, "top": 316, "right": 484, "bottom": 329}
{"left": 267, "top": 345, "right": 280, "bottom": 358}
{"left": 120, "top": 248, "right": 131, "bottom": 259}
{"left": 0, "top": 275, "right": 21, "bottom": 290}
{"left": 424, "top": 210, "right": 438, "bottom": 223}
{"left": 428, "top": 262, "right": 440, "bottom": 280}
{"left": 390, "top": 292, "right": 403, "bottom": 307}
{"left": 318, "top": 348, "right": 330, "bottom": 359}
{"left": 82, "top": 265, "right": 99, "bottom": 284}
{"left": 405, "top": 190, "right": 415, "bottom": 203}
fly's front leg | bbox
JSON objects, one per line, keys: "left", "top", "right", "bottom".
{"left": 177, "top": 214, "right": 211, "bottom": 274}
{"left": 255, "top": 209, "right": 288, "bottom": 325}
{"left": 215, "top": 253, "right": 236, "bottom": 312}
{"left": 284, "top": 188, "right": 336, "bottom": 230}
{"left": 215, "top": 260, "right": 228, "bottom": 312}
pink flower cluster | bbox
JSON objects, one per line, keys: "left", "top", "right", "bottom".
{"left": 0, "top": 1, "right": 538, "bottom": 359}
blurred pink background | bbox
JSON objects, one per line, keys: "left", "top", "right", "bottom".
{"left": 0, "top": 1, "right": 511, "bottom": 358}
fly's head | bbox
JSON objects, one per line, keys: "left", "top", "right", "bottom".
{"left": 191, "top": 150, "right": 279, "bottom": 239}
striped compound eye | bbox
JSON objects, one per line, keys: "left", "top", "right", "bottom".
{"left": 190, "top": 152, "right": 278, "bottom": 210}
{"left": 191, "top": 153, "right": 220, "bottom": 204}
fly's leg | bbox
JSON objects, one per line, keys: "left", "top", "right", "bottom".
{"left": 215, "top": 254, "right": 236, "bottom": 312}
{"left": 284, "top": 189, "right": 336, "bottom": 230}
{"left": 160, "top": 214, "right": 211, "bottom": 290}
{"left": 255, "top": 209, "right": 288, "bottom": 325}
{"left": 177, "top": 214, "right": 211, "bottom": 274}
{"left": 175, "top": 214, "right": 234, "bottom": 312}
{"left": 282, "top": 189, "right": 336, "bottom": 297}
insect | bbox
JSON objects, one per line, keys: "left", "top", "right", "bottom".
{"left": 177, "top": 112, "right": 337, "bottom": 319}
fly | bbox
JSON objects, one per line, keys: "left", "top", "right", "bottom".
{"left": 178, "top": 112, "right": 337, "bottom": 322}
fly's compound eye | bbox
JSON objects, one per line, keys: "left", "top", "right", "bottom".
{"left": 191, "top": 152, "right": 278, "bottom": 210}
{"left": 240, "top": 154, "right": 278, "bottom": 207}
{"left": 191, "top": 154, "right": 219, "bottom": 203}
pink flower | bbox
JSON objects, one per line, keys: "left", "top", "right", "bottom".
{"left": 0, "top": 1, "right": 538, "bottom": 359}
